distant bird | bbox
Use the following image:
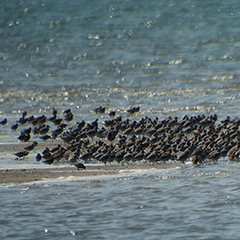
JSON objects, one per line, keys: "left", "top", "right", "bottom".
{"left": 43, "top": 156, "right": 54, "bottom": 165}
{"left": 35, "top": 115, "right": 46, "bottom": 124}
{"left": 26, "top": 115, "right": 35, "bottom": 123}
{"left": 42, "top": 147, "right": 50, "bottom": 155}
{"left": 107, "top": 127, "right": 119, "bottom": 141}
{"left": 36, "top": 153, "right": 42, "bottom": 162}
{"left": 39, "top": 125, "right": 50, "bottom": 135}
{"left": 0, "top": 118, "right": 7, "bottom": 125}
{"left": 18, "top": 133, "right": 30, "bottom": 142}
{"left": 24, "top": 141, "right": 38, "bottom": 151}
{"left": 14, "top": 150, "right": 29, "bottom": 159}
{"left": 59, "top": 123, "right": 68, "bottom": 129}
{"left": 94, "top": 106, "right": 105, "bottom": 114}
{"left": 51, "top": 126, "right": 64, "bottom": 139}
{"left": 127, "top": 106, "right": 140, "bottom": 114}
{"left": 17, "top": 111, "right": 27, "bottom": 124}
{"left": 50, "top": 144, "right": 62, "bottom": 153}
{"left": 64, "top": 112, "right": 73, "bottom": 122}
{"left": 52, "top": 108, "right": 58, "bottom": 116}
{"left": 73, "top": 162, "right": 86, "bottom": 170}
{"left": 48, "top": 115, "right": 57, "bottom": 122}
{"left": 63, "top": 109, "right": 71, "bottom": 115}
{"left": 17, "top": 116, "right": 27, "bottom": 124}
{"left": 21, "top": 127, "right": 32, "bottom": 135}
{"left": 39, "top": 134, "right": 51, "bottom": 141}
{"left": 11, "top": 123, "right": 19, "bottom": 131}
{"left": 53, "top": 118, "right": 62, "bottom": 125}
{"left": 108, "top": 111, "right": 116, "bottom": 117}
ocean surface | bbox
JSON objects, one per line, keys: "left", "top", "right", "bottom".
{"left": 1, "top": 0, "right": 240, "bottom": 239}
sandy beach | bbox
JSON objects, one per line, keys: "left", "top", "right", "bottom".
{"left": 0, "top": 141, "right": 179, "bottom": 184}
{"left": 0, "top": 162, "right": 178, "bottom": 185}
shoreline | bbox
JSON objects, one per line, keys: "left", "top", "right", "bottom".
{"left": 0, "top": 163, "right": 179, "bottom": 185}
{"left": 0, "top": 141, "right": 180, "bottom": 185}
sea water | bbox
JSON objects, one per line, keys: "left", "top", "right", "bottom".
{"left": 1, "top": 162, "right": 240, "bottom": 239}
{"left": 1, "top": 0, "right": 240, "bottom": 239}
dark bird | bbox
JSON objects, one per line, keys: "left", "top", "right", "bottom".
{"left": 14, "top": 150, "right": 29, "bottom": 159}
{"left": 39, "top": 125, "right": 50, "bottom": 135}
{"left": 52, "top": 148, "right": 65, "bottom": 161}
{"left": 35, "top": 115, "right": 46, "bottom": 124}
{"left": 64, "top": 112, "right": 73, "bottom": 122}
{"left": 24, "top": 141, "right": 38, "bottom": 151}
{"left": 17, "top": 116, "right": 27, "bottom": 124}
{"left": 22, "top": 111, "right": 27, "bottom": 118}
{"left": 64, "top": 109, "right": 71, "bottom": 115}
{"left": 26, "top": 115, "right": 35, "bottom": 123}
{"left": 52, "top": 108, "right": 58, "bottom": 116}
{"left": 127, "top": 106, "right": 140, "bottom": 114}
{"left": 17, "top": 111, "right": 27, "bottom": 124}
{"left": 50, "top": 144, "right": 62, "bottom": 153}
{"left": 18, "top": 133, "right": 30, "bottom": 142}
{"left": 0, "top": 118, "right": 7, "bottom": 125}
{"left": 94, "top": 106, "right": 106, "bottom": 114}
{"left": 21, "top": 127, "right": 32, "bottom": 135}
{"left": 86, "top": 127, "right": 98, "bottom": 139}
{"left": 59, "top": 123, "right": 68, "bottom": 129}
{"left": 53, "top": 118, "right": 62, "bottom": 125}
{"left": 107, "top": 127, "right": 119, "bottom": 141}
{"left": 39, "top": 134, "right": 51, "bottom": 141}
{"left": 73, "top": 162, "right": 86, "bottom": 170}
{"left": 108, "top": 111, "right": 116, "bottom": 117}
{"left": 42, "top": 150, "right": 52, "bottom": 159}
{"left": 42, "top": 147, "right": 50, "bottom": 155}
{"left": 48, "top": 115, "right": 57, "bottom": 122}
{"left": 11, "top": 123, "right": 19, "bottom": 131}
{"left": 36, "top": 153, "right": 42, "bottom": 161}
{"left": 51, "top": 126, "right": 64, "bottom": 139}
{"left": 43, "top": 156, "right": 54, "bottom": 165}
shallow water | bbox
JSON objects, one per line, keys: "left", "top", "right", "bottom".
{"left": 1, "top": 0, "right": 240, "bottom": 239}
{"left": 1, "top": 162, "right": 240, "bottom": 240}
{"left": 1, "top": 0, "right": 240, "bottom": 123}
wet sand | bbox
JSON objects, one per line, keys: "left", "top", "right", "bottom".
{"left": 0, "top": 163, "right": 178, "bottom": 185}
{"left": 0, "top": 141, "right": 179, "bottom": 185}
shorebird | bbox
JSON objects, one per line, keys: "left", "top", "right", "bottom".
{"left": 17, "top": 111, "right": 27, "bottom": 124}
{"left": 18, "top": 133, "right": 31, "bottom": 142}
{"left": 36, "top": 153, "right": 42, "bottom": 161}
{"left": 73, "top": 162, "right": 86, "bottom": 170}
{"left": 50, "top": 144, "right": 62, "bottom": 153}
{"left": 127, "top": 106, "right": 140, "bottom": 114}
{"left": 52, "top": 126, "right": 64, "bottom": 139}
{"left": 108, "top": 111, "right": 116, "bottom": 117}
{"left": 107, "top": 127, "right": 119, "bottom": 141}
{"left": 53, "top": 118, "right": 62, "bottom": 125}
{"left": 39, "top": 134, "right": 51, "bottom": 141}
{"left": 64, "top": 109, "right": 71, "bottom": 115}
{"left": 0, "top": 118, "right": 7, "bottom": 125}
{"left": 64, "top": 112, "right": 73, "bottom": 122}
{"left": 48, "top": 115, "right": 57, "bottom": 122}
{"left": 43, "top": 156, "right": 54, "bottom": 165}
{"left": 26, "top": 115, "right": 35, "bottom": 123}
{"left": 14, "top": 150, "right": 29, "bottom": 159}
{"left": 39, "top": 125, "right": 50, "bottom": 135}
{"left": 94, "top": 106, "right": 105, "bottom": 114}
{"left": 21, "top": 127, "right": 32, "bottom": 135}
{"left": 11, "top": 123, "right": 19, "bottom": 131}
{"left": 34, "top": 115, "right": 46, "bottom": 125}
{"left": 24, "top": 141, "right": 38, "bottom": 151}
{"left": 52, "top": 108, "right": 58, "bottom": 116}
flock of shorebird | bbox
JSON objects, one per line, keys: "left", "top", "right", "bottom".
{"left": 1, "top": 106, "right": 240, "bottom": 169}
